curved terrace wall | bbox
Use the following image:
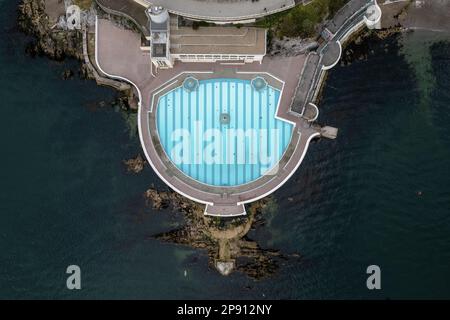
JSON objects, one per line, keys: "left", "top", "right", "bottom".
{"left": 146, "top": 0, "right": 295, "bottom": 23}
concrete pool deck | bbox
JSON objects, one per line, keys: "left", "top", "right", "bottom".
{"left": 91, "top": 0, "right": 374, "bottom": 217}
{"left": 92, "top": 0, "right": 380, "bottom": 216}
{"left": 95, "top": 18, "right": 320, "bottom": 216}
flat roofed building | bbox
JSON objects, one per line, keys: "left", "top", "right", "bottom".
{"left": 96, "top": 0, "right": 268, "bottom": 69}
{"left": 146, "top": 8, "right": 266, "bottom": 69}
{"left": 170, "top": 26, "right": 266, "bottom": 64}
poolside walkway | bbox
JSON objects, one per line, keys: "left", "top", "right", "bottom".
{"left": 96, "top": 18, "right": 320, "bottom": 216}
{"left": 94, "top": 0, "right": 379, "bottom": 216}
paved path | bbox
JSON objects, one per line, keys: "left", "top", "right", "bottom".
{"left": 96, "top": 0, "right": 150, "bottom": 35}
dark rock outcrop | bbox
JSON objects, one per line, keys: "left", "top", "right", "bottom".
{"left": 145, "top": 188, "right": 300, "bottom": 280}
{"left": 123, "top": 154, "right": 146, "bottom": 173}
{"left": 18, "top": 0, "right": 139, "bottom": 112}
{"left": 18, "top": 0, "right": 83, "bottom": 60}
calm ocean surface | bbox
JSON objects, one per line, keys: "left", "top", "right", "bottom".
{"left": 1, "top": 0, "right": 449, "bottom": 299}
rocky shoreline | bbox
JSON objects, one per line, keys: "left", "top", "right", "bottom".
{"left": 144, "top": 188, "right": 300, "bottom": 279}
{"left": 340, "top": 27, "right": 404, "bottom": 67}
{"left": 17, "top": 0, "right": 137, "bottom": 110}
{"left": 18, "top": 0, "right": 82, "bottom": 60}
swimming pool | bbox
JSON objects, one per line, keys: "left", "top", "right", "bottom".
{"left": 156, "top": 77, "right": 293, "bottom": 187}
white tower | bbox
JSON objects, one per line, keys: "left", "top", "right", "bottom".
{"left": 148, "top": 6, "right": 173, "bottom": 69}
{"left": 364, "top": 1, "right": 382, "bottom": 30}
{"left": 148, "top": 5, "right": 169, "bottom": 24}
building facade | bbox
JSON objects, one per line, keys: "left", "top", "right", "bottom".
{"left": 143, "top": 5, "right": 266, "bottom": 70}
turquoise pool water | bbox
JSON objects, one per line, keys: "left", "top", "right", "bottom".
{"left": 156, "top": 78, "right": 293, "bottom": 186}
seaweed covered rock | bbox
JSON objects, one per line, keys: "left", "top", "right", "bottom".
{"left": 145, "top": 188, "right": 299, "bottom": 280}
{"left": 123, "top": 154, "right": 146, "bottom": 174}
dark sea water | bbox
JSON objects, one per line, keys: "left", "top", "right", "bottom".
{"left": 1, "top": 0, "right": 449, "bottom": 299}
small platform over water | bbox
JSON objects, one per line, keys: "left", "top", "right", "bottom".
{"left": 321, "top": 126, "right": 339, "bottom": 140}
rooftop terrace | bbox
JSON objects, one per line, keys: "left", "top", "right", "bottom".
{"left": 170, "top": 27, "right": 266, "bottom": 55}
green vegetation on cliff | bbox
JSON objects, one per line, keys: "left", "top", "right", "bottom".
{"left": 73, "top": 0, "right": 93, "bottom": 10}
{"left": 257, "top": 0, "right": 349, "bottom": 38}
